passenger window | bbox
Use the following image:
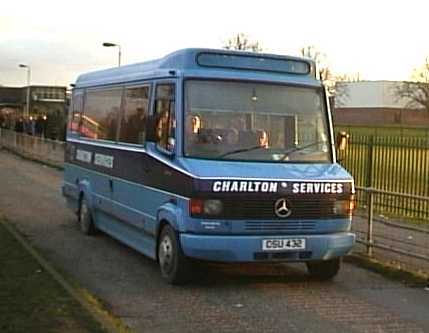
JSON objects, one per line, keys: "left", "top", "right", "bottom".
{"left": 69, "top": 89, "right": 84, "bottom": 135}
{"left": 154, "top": 84, "right": 176, "bottom": 152}
{"left": 119, "top": 86, "right": 150, "bottom": 144}
{"left": 82, "top": 88, "right": 122, "bottom": 141}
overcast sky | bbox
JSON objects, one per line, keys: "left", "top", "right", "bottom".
{"left": 1, "top": 0, "right": 428, "bottom": 87}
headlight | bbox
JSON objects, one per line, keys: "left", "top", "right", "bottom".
{"left": 190, "top": 199, "right": 223, "bottom": 216}
{"left": 333, "top": 197, "right": 355, "bottom": 216}
{"left": 203, "top": 200, "right": 223, "bottom": 215}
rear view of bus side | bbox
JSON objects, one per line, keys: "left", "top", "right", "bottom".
{"left": 62, "top": 48, "right": 355, "bottom": 284}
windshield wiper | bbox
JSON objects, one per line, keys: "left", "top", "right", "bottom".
{"left": 218, "top": 145, "right": 266, "bottom": 158}
{"left": 282, "top": 141, "right": 327, "bottom": 160}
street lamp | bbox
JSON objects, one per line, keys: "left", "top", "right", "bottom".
{"left": 102, "top": 42, "right": 122, "bottom": 67}
{"left": 19, "top": 64, "right": 31, "bottom": 118}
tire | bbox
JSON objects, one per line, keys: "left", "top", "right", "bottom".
{"left": 306, "top": 258, "right": 341, "bottom": 280}
{"left": 158, "top": 224, "right": 191, "bottom": 285}
{"left": 78, "top": 196, "right": 97, "bottom": 235}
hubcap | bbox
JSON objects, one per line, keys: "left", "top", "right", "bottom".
{"left": 159, "top": 235, "right": 174, "bottom": 273}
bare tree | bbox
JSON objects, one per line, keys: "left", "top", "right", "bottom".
{"left": 223, "top": 33, "right": 263, "bottom": 52}
{"left": 335, "top": 72, "right": 362, "bottom": 83}
{"left": 300, "top": 45, "right": 339, "bottom": 96}
{"left": 300, "top": 45, "right": 361, "bottom": 107}
{"left": 300, "top": 45, "right": 329, "bottom": 80}
{"left": 396, "top": 57, "right": 429, "bottom": 113}
{"left": 300, "top": 46, "right": 345, "bottom": 102}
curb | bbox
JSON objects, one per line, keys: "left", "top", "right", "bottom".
{"left": 346, "top": 252, "right": 428, "bottom": 286}
{"left": 0, "top": 218, "right": 127, "bottom": 333}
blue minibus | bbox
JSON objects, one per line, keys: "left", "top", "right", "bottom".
{"left": 63, "top": 48, "right": 355, "bottom": 284}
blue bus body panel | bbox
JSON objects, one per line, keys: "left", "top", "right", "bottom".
{"left": 179, "top": 158, "right": 353, "bottom": 182}
{"left": 180, "top": 232, "right": 355, "bottom": 262}
{"left": 64, "top": 163, "right": 188, "bottom": 260}
{"left": 181, "top": 70, "right": 321, "bottom": 87}
{"left": 75, "top": 48, "right": 319, "bottom": 89}
{"left": 64, "top": 155, "right": 355, "bottom": 263}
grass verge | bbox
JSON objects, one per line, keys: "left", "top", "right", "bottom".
{"left": 0, "top": 219, "right": 107, "bottom": 333}
{"left": 346, "top": 254, "right": 428, "bottom": 287}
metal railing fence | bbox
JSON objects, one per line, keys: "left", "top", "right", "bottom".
{"left": 337, "top": 134, "right": 429, "bottom": 220}
{"left": 353, "top": 186, "right": 429, "bottom": 274}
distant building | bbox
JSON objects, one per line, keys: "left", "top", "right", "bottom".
{"left": 0, "top": 85, "right": 69, "bottom": 139}
{"left": 0, "top": 85, "right": 67, "bottom": 116}
{"left": 0, "top": 87, "right": 22, "bottom": 120}
{"left": 333, "top": 81, "right": 429, "bottom": 127}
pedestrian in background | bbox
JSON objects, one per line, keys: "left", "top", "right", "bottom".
{"left": 29, "top": 117, "right": 36, "bottom": 136}
{"left": 15, "top": 117, "right": 24, "bottom": 133}
{"left": 35, "top": 115, "right": 43, "bottom": 137}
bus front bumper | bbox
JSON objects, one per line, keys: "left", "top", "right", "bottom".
{"left": 180, "top": 232, "right": 355, "bottom": 262}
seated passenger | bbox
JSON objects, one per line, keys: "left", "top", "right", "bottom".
{"left": 257, "top": 129, "right": 269, "bottom": 148}
{"left": 238, "top": 129, "right": 269, "bottom": 148}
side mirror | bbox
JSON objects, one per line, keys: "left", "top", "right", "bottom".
{"left": 145, "top": 115, "right": 158, "bottom": 142}
{"left": 336, "top": 131, "right": 349, "bottom": 151}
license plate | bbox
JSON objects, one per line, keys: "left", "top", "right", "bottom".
{"left": 262, "top": 238, "right": 306, "bottom": 251}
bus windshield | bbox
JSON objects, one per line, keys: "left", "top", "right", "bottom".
{"left": 184, "top": 80, "right": 331, "bottom": 163}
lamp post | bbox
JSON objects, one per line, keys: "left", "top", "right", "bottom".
{"left": 102, "top": 42, "right": 122, "bottom": 67}
{"left": 19, "top": 64, "right": 31, "bottom": 118}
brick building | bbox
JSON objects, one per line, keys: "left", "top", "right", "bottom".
{"left": 332, "top": 81, "right": 429, "bottom": 127}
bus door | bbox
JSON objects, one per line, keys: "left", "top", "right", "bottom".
{"left": 110, "top": 85, "right": 152, "bottom": 233}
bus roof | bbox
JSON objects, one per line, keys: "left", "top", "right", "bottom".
{"left": 75, "top": 48, "right": 319, "bottom": 88}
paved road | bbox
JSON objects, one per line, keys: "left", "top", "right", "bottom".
{"left": 1, "top": 149, "right": 428, "bottom": 333}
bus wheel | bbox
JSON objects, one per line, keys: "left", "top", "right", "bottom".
{"left": 79, "top": 197, "right": 97, "bottom": 235}
{"left": 158, "top": 225, "right": 191, "bottom": 285}
{"left": 306, "top": 258, "right": 341, "bottom": 280}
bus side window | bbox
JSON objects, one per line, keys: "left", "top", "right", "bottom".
{"left": 154, "top": 84, "right": 175, "bottom": 152}
{"left": 82, "top": 88, "right": 122, "bottom": 140}
{"left": 68, "top": 90, "right": 84, "bottom": 135}
{"left": 119, "top": 85, "right": 150, "bottom": 144}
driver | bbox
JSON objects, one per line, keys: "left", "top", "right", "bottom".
{"left": 185, "top": 114, "right": 201, "bottom": 150}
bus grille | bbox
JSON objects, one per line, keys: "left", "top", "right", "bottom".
{"left": 245, "top": 221, "right": 316, "bottom": 232}
{"left": 218, "top": 198, "right": 347, "bottom": 220}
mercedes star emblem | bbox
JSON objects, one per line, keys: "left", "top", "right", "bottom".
{"left": 274, "top": 198, "right": 292, "bottom": 218}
